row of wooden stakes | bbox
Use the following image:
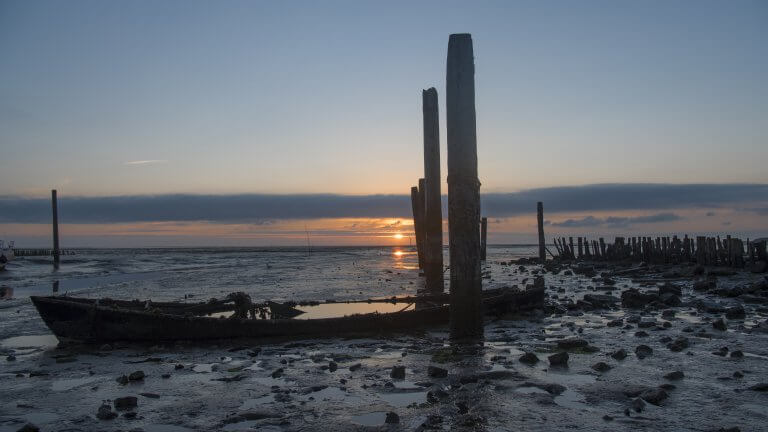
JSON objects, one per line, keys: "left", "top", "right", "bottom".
{"left": 551, "top": 235, "right": 767, "bottom": 267}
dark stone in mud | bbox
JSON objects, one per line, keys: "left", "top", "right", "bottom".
{"left": 611, "top": 349, "right": 628, "bottom": 360}
{"left": 114, "top": 396, "right": 138, "bottom": 410}
{"left": 592, "top": 362, "right": 612, "bottom": 372}
{"left": 602, "top": 415, "right": 614, "bottom": 421}
{"left": 713, "top": 318, "right": 728, "bottom": 331}
{"left": 116, "top": 375, "right": 129, "bottom": 385}
{"left": 637, "top": 320, "right": 657, "bottom": 328}
{"left": 725, "top": 305, "right": 746, "bottom": 319}
{"left": 693, "top": 278, "right": 716, "bottom": 291}
{"left": 631, "top": 397, "right": 646, "bottom": 412}
{"left": 557, "top": 338, "right": 588, "bottom": 349}
{"left": 749, "top": 383, "right": 768, "bottom": 391}
{"left": 175, "top": 364, "right": 184, "bottom": 370}
{"left": 660, "top": 383, "right": 676, "bottom": 391}
{"left": 667, "top": 336, "right": 690, "bottom": 352}
{"left": 161, "top": 373, "right": 171, "bottom": 379}
{"left": 390, "top": 366, "right": 406, "bottom": 379}
{"left": 223, "top": 410, "right": 281, "bottom": 424}
{"left": 635, "top": 331, "right": 649, "bottom": 337}
{"left": 607, "top": 318, "right": 623, "bottom": 327}
{"left": 6, "top": 354, "right": 16, "bottom": 361}
{"left": 519, "top": 352, "right": 539, "bottom": 365}
{"left": 635, "top": 345, "right": 653, "bottom": 359}
{"left": 730, "top": 350, "right": 744, "bottom": 358}
{"left": 548, "top": 352, "right": 569, "bottom": 366}
{"left": 640, "top": 388, "right": 668, "bottom": 405}
{"left": 140, "top": 392, "right": 160, "bottom": 399}
{"left": 622, "top": 289, "right": 658, "bottom": 308}
{"left": 662, "top": 309, "right": 676, "bottom": 318}
{"left": 664, "top": 371, "right": 684, "bottom": 380}
{"left": 16, "top": 424, "right": 39, "bottom": 432}
{"left": 328, "top": 361, "right": 338, "bottom": 372}
{"left": 128, "top": 370, "right": 145, "bottom": 381}
{"left": 427, "top": 388, "right": 449, "bottom": 403}
{"left": 718, "top": 428, "right": 741, "bottom": 432}
{"left": 659, "top": 293, "right": 681, "bottom": 306}
{"left": 349, "top": 363, "right": 362, "bottom": 372}
{"left": 697, "top": 300, "right": 726, "bottom": 313}
{"left": 97, "top": 403, "right": 117, "bottom": 420}
{"left": 385, "top": 411, "right": 400, "bottom": 424}
{"left": 271, "top": 368, "right": 284, "bottom": 378}
{"left": 428, "top": 366, "right": 448, "bottom": 378}
{"left": 713, "top": 347, "right": 729, "bottom": 356}
{"left": 581, "top": 294, "right": 619, "bottom": 309}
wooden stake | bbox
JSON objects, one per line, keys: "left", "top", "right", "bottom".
{"left": 446, "top": 33, "right": 482, "bottom": 339}
{"left": 422, "top": 87, "right": 444, "bottom": 292}
{"left": 537, "top": 202, "right": 546, "bottom": 262}
{"left": 51, "top": 189, "right": 60, "bottom": 269}
{"left": 480, "top": 217, "right": 488, "bottom": 261}
{"left": 410, "top": 185, "right": 425, "bottom": 269}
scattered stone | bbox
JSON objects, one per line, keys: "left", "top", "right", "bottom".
{"left": 128, "top": 370, "right": 145, "bottom": 381}
{"left": 602, "top": 415, "right": 614, "bottom": 421}
{"left": 96, "top": 404, "right": 117, "bottom": 420}
{"left": 621, "top": 289, "right": 658, "bottom": 308}
{"left": 635, "top": 331, "right": 649, "bottom": 337}
{"left": 271, "top": 368, "right": 284, "bottom": 378}
{"left": 390, "top": 366, "right": 406, "bottom": 379}
{"left": 635, "top": 345, "right": 653, "bottom": 359}
{"left": 519, "top": 352, "right": 539, "bottom": 365}
{"left": 161, "top": 373, "right": 171, "bottom": 379}
{"left": 713, "top": 347, "right": 729, "bottom": 357}
{"left": 139, "top": 392, "right": 160, "bottom": 399}
{"left": 114, "top": 396, "right": 138, "bottom": 410}
{"left": 607, "top": 318, "right": 623, "bottom": 327}
{"left": 667, "top": 336, "right": 690, "bottom": 352}
{"left": 748, "top": 383, "right": 768, "bottom": 391}
{"left": 349, "top": 363, "right": 362, "bottom": 372}
{"left": 611, "top": 349, "right": 628, "bottom": 360}
{"left": 725, "top": 306, "right": 746, "bottom": 319}
{"left": 385, "top": 411, "right": 400, "bottom": 424}
{"left": 116, "top": 375, "right": 129, "bottom": 385}
{"left": 664, "top": 371, "right": 684, "bottom": 380}
{"left": 175, "top": 364, "right": 184, "bottom": 370}
{"left": 631, "top": 397, "right": 646, "bottom": 412}
{"left": 428, "top": 366, "right": 448, "bottom": 378}
{"left": 713, "top": 318, "right": 728, "bottom": 331}
{"left": 548, "top": 352, "right": 569, "bottom": 367}
{"left": 328, "top": 361, "right": 338, "bottom": 372}
{"left": 730, "top": 350, "right": 744, "bottom": 358}
{"left": 556, "top": 338, "right": 588, "bottom": 349}
{"left": 16, "top": 424, "right": 39, "bottom": 432}
{"left": 640, "top": 388, "right": 669, "bottom": 405}
{"left": 591, "top": 362, "right": 612, "bottom": 372}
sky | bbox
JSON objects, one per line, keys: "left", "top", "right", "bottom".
{"left": 1, "top": 0, "right": 766, "bottom": 246}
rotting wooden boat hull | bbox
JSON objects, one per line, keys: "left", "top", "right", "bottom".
{"left": 30, "top": 287, "right": 544, "bottom": 343}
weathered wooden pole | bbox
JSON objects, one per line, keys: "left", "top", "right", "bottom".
{"left": 480, "top": 217, "right": 488, "bottom": 261}
{"left": 51, "top": 189, "right": 60, "bottom": 269}
{"left": 537, "top": 202, "right": 546, "bottom": 262}
{"left": 410, "top": 185, "right": 425, "bottom": 269}
{"left": 417, "top": 178, "right": 427, "bottom": 269}
{"left": 447, "top": 33, "right": 482, "bottom": 339}
{"left": 422, "top": 88, "right": 444, "bottom": 292}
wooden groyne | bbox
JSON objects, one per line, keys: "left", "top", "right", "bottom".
{"left": 550, "top": 234, "right": 766, "bottom": 269}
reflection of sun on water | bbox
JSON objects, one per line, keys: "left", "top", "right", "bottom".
{"left": 392, "top": 233, "right": 404, "bottom": 240}
{"left": 393, "top": 250, "right": 404, "bottom": 258}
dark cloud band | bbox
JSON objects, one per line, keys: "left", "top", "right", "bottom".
{"left": 1, "top": 183, "right": 766, "bottom": 224}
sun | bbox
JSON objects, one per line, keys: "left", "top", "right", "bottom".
{"left": 392, "top": 233, "right": 404, "bottom": 240}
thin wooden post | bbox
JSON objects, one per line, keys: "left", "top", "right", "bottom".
{"left": 577, "top": 237, "right": 583, "bottom": 259}
{"left": 480, "top": 217, "right": 488, "bottom": 261}
{"left": 418, "top": 178, "right": 427, "bottom": 268}
{"left": 537, "top": 202, "right": 546, "bottom": 262}
{"left": 51, "top": 189, "right": 60, "bottom": 269}
{"left": 447, "top": 33, "right": 482, "bottom": 339}
{"left": 410, "top": 185, "right": 425, "bottom": 269}
{"left": 422, "top": 87, "right": 444, "bottom": 292}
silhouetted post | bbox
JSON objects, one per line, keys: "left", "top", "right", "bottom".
{"left": 577, "top": 237, "right": 583, "bottom": 259}
{"left": 422, "top": 88, "right": 444, "bottom": 292}
{"left": 480, "top": 217, "right": 488, "bottom": 261}
{"left": 410, "top": 186, "right": 425, "bottom": 269}
{"left": 51, "top": 189, "right": 60, "bottom": 269}
{"left": 447, "top": 33, "right": 482, "bottom": 339}
{"left": 418, "top": 178, "right": 427, "bottom": 269}
{"left": 537, "top": 202, "right": 546, "bottom": 262}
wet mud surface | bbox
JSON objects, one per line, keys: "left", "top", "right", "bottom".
{"left": 1, "top": 248, "right": 767, "bottom": 431}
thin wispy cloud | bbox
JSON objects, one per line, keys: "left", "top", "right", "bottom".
{"left": 124, "top": 160, "right": 167, "bottom": 166}
{"left": 549, "top": 212, "right": 683, "bottom": 228}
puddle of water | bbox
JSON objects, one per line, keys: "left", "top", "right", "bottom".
{"left": 192, "top": 363, "right": 217, "bottom": 373}
{"left": 239, "top": 394, "right": 275, "bottom": 409}
{"left": 244, "top": 361, "right": 263, "bottom": 371}
{"left": 144, "top": 424, "right": 195, "bottom": 432}
{"left": 22, "top": 412, "right": 58, "bottom": 424}
{"left": 252, "top": 376, "right": 289, "bottom": 387}
{"left": 296, "top": 302, "right": 416, "bottom": 319}
{"left": 1, "top": 334, "right": 58, "bottom": 349}
{"left": 554, "top": 389, "right": 588, "bottom": 410}
{"left": 393, "top": 380, "right": 421, "bottom": 390}
{"left": 351, "top": 411, "right": 388, "bottom": 426}
{"left": 222, "top": 421, "right": 282, "bottom": 432}
{"left": 515, "top": 386, "right": 549, "bottom": 395}
{"left": 379, "top": 391, "right": 426, "bottom": 407}
{"left": 15, "top": 271, "right": 166, "bottom": 298}
{"left": 300, "top": 386, "right": 353, "bottom": 402}
{"left": 51, "top": 375, "right": 103, "bottom": 392}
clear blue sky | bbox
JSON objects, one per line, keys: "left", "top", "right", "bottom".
{"left": 2, "top": 0, "right": 766, "bottom": 198}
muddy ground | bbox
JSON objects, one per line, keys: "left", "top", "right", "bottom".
{"left": 1, "top": 259, "right": 767, "bottom": 432}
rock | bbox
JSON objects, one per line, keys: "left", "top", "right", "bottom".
{"left": 548, "top": 352, "right": 569, "bottom": 367}
{"left": 713, "top": 318, "right": 727, "bottom": 331}
{"left": 16, "top": 424, "right": 39, "bottom": 432}
{"left": 664, "top": 371, "right": 684, "bottom": 380}
{"left": 385, "top": 411, "right": 400, "bottom": 424}
{"left": 96, "top": 404, "right": 117, "bottom": 420}
{"left": 591, "top": 362, "right": 612, "bottom": 372}
{"left": 390, "top": 366, "right": 406, "bottom": 379}
{"left": 635, "top": 331, "right": 649, "bottom": 338}
{"left": 161, "top": 373, "right": 171, "bottom": 379}
{"left": 640, "top": 388, "right": 669, "bottom": 405}
{"left": 328, "top": 361, "right": 338, "bottom": 372}
{"left": 175, "top": 364, "right": 184, "bottom": 370}
{"left": 115, "top": 375, "right": 129, "bottom": 385}
{"left": 114, "top": 396, "right": 138, "bottom": 411}
{"left": 635, "top": 345, "right": 653, "bottom": 359}
{"left": 610, "top": 349, "right": 628, "bottom": 360}
{"left": 693, "top": 278, "right": 716, "bottom": 291}
{"left": 427, "top": 366, "right": 448, "bottom": 378}
{"left": 725, "top": 306, "right": 746, "bottom": 320}
{"left": 128, "top": 370, "right": 145, "bottom": 381}
{"left": 556, "top": 338, "right": 588, "bottom": 349}
{"left": 713, "top": 347, "right": 729, "bottom": 356}
{"left": 631, "top": 397, "right": 646, "bottom": 412}
{"left": 582, "top": 294, "right": 619, "bottom": 309}
{"left": 607, "top": 318, "right": 623, "bottom": 327}
{"left": 659, "top": 283, "right": 682, "bottom": 296}
{"left": 271, "top": 368, "right": 284, "bottom": 378}
{"left": 730, "top": 350, "right": 744, "bottom": 358}
{"left": 621, "top": 289, "right": 658, "bottom": 308}
{"left": 349, "top": 363, "right": 362, "bottom": 372}
{"left": 661, "top": 309, "right": 676, "bottom": 318}
{"left": 749, "top": 383, "right": 768, "bottom": 391}
{"left": 519, "top": 352, "right": 539, "bottom": 365}
{"left": 139, "top": 392, "right": 160, "bottom": 399}
{"left": 602, "top": 415, "right": 614, "bottom": 421}
{"left": 667, "top": 336, "right": 689, "bottom": 352}
{"left": 7, "top": 354, "right": 16, "bottom": 362}
{"left": 659, "top": 293, "right": 681, "bottom": 307}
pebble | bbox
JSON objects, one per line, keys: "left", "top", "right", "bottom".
{"left": 16, "top": 424, "right": 39, "bottom": 432}
{"left": 664, "top": 371, "right": 684, "bottom": 380}
{"left": 635, "top": 345, "right": 653, "bottom": 359}
{"left": 96, "top": 403, "right": 117, "bottom": 420}
{"left": 390, "top": 365, "right": 406, "bottom": 379}
{"left": 385, "top": 411, "right": 400, "bottom": 424}
{"left": 427, "top": 365, "right": 448, "bottom": 378}
{"left": 591, "top": 362, "right": 612, "bottom": 372}
{"left": 610, "top": 349, "right": 628, "bottom": 360}
{"left": 713, "top": 318, "right": 728, "bottom": 331}
{"left": 128, "top": 370, "right": 145, "bottom": 381}
{"left": 519, "top": 352, "right": 539, "bottom": 365}
{"left": 114, "top": 396, "right": 138, "bottom": 410}
{"left": 548, "top": 352, "right": 569, "bottom": 366}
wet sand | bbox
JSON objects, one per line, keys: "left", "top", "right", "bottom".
{"left": 1, "top": 251, "right": 768, "bottom": 431}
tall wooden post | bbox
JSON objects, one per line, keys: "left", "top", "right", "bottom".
{"left": 447, "top": 33, "right": 482, "bottom": 339}
{"left": 410, "top": 185, "right": 425, "bottom": 269}
{"left": 418, "top": 178, "right": 427, "bottom": 269}
{"left": 480, "top": 217, "right": 488, "bottom": 261}
{"left": 422, "top": 87, "right": 444, "bottom": 292}
{"left": 536, "top": 202, "right": 546, "bottom": 262}
{"left": 51, "top": 189, "right": 60, "bottom": 269}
